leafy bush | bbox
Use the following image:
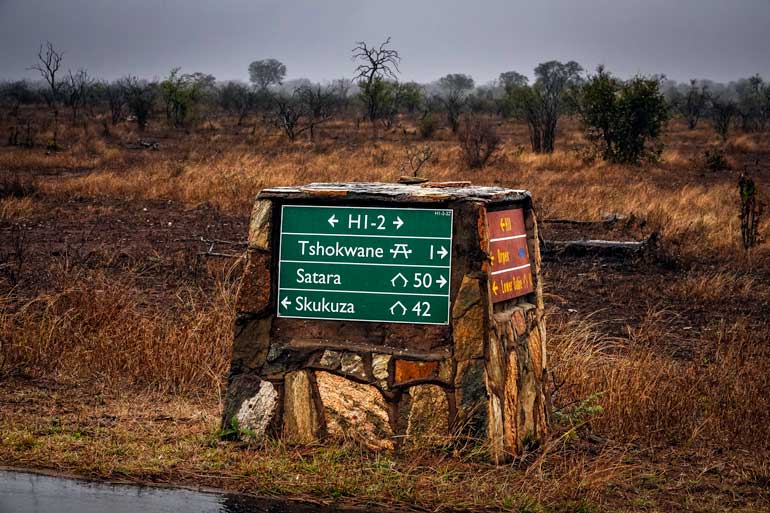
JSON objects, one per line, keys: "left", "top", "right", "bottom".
{"left": 418, "top": 112, "right": 438, "bottom": 139}
{"left": 457, "top": 116, "right": 500, "bottom": 169}
{"left": 577, "top": 67, "right": 669, "bottom": 164}
{"left": 703, "top": 147, "right": 730, "bottom": 171}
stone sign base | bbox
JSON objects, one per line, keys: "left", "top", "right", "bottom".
{"left": 222, "top": 183, "right": 548, "bottom": 463}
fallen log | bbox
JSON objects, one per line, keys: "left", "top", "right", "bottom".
{"left": 542, "top": 233, "right": 657, "bottom": 258}
{"left": 542, "top": 213, "right": 628, "bottom": 226}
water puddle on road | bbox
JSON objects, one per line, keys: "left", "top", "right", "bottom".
{"left": 0, "top": 470, "right": 358, "bottom": 513}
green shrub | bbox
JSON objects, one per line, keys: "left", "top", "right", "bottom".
{"left": 577, "top": 67, "right": 669, "bottom": 164}
{"left": 703, "top": 147, "right": 730, "bottom": 171}
{"left": 418, "top": 112, "right": 438, "bottom": 139}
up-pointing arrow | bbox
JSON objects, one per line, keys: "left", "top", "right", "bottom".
{"left": 392, "top": 216, "right": 404, "bottom": 230}
{"left": 437, "top": 246, "right": 449, "bottom": 259}
{"left": 389, "top": 301, "right": 407, "bottom": 316}
{"left": 436, "top": 275, "right": 448, "bottom": 288}
{"left": 390, "top": 272, "right": 408, "bottom": 287}
{"left": 280, "top": 296, "right": 292, "bottom": 309}
{"left": 327, "top": 214, "right": 339, "bottom": 228}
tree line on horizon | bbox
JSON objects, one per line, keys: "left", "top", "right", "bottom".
{"left": 2, "top": 39, "right": 769, "bottom": 165}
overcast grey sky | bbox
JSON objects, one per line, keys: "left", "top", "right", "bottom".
{"left": 1, "top": 0, "right": 768, "bottom": 84}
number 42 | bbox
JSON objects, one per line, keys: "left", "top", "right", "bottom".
{"left": 412, "top": 301, "right": 431, "bottom": 317}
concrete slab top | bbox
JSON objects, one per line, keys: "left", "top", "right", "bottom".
{"left": 259, "top": 182, "right": 531, "bottom": 204}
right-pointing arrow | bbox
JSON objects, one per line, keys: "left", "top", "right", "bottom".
{"left": 280, "top": 296, "right": 292, "bottom": 309}
{"left": 437, "top": 275, "right": 448, "bottom": 288}
{"left": 438, "top": 246, "right": 449, "bottom": 259}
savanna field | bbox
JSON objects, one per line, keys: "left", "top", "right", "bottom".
{"left": 1, "top": 112, "right": 769, "bottom": 512}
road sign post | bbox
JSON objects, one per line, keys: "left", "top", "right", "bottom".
{"left": 223, "top": 182, "right": 548, "bottom": 463}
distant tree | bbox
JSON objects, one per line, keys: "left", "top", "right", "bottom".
{"left": 272, "top": 92, "right": 303, "bottom": 141}
{"left": 502, "top": 61, "right": 582, "bottom": 153}
{"left": 62, "top": 69, "right": 93, "bottom": 125}
{"left": 29, "top": 41, "right": 64, "bottom": 147}
{"left": 329, "top": 78, "right": 353, "bottom": 115}
{"left": 670, "top": 80, "right": 709, "bottom": 129}
{"left": 352, "top": 37, "right": 400, "bottom": 126}
{"left": 436, "top": 73, "right": 475, "bottom": 133}
{"left": 120, "top": 76, "right": 157, "bottom": 131}
{"left": 735, "top": 75, "right": 768, "bottom": 132}
{"left": 498, "top": 71, "right": 528, "bottom": 90}
{"left": 467, "top": 86, "right": 497, "bottom": 114}
{"left": 248, "top": 58, "right": 286, "bottom": 92}
{"left": 457, "top": 115, "right": 501, "bottom": 169}
{"left": 160, "top": 69, "right": 215, "bottom": 129}
{"left": 105, "top": 81, "right": 127, "bottom": 125}
{"left": 396, "top": 81, "right": 424, "bottom": 115}
{"left": 295, "top": 84, "right": 336, "bottom": 139}
{"left": 0, "top": 81, "right": 39, "bottom": 118}
{"left": 709, "top": 94, "right": 737, "bottom": 142}
{"left": 219, "top": 81, "right": 256, "bottom": 126}
{"left": 576, "top": 67, "right": 669, "bottom": 164}
{"left": 532, "top": 61, "right": 582, "bottom": 152}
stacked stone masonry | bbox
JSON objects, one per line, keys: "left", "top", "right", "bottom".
{"left": 223, "top": 182, "right": 548, "bottom": 463}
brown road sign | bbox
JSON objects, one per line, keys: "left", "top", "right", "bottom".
{"left": 487, "top": 208, "right": 533, "bottom": 303}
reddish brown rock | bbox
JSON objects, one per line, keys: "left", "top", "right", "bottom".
{"left": 394, "top": 360, "right": 438, "bottom": 385}
{"left": 235, "top": 250, "right": 271, "bottom": 315}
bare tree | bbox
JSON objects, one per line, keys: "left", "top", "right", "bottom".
{"left": 272, "top": 92, "right": 304, "bottom": 141}
{"left": 219, "top": 81, "right": 255, "bottom": 126}
{"left": 671, "top": 80, "right": 709, "bottom": 129}
{"left": 120, "top": 76, "right": 157, "bottom": 132}
{"left": 105, "top": 81, "right": 126, "bottom": 125}
{"left": 296, "top": 84, "right": 335, "bottom": 139}
{"left": 29, "top": 42, "right": 64, "bottom": 147}
{"left": 63, "top": 69, "right": 93, "bottom": 125}
{"left": 710, "top": 94, "right": 737, "bottom": 142}
{"left": 352, "top": 37, "right": 400, "bottom": 126}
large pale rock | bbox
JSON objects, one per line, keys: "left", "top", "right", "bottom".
{"left": 405, "top": 385, "right": 449, "bottom": 443}
{"left": 235, "top": 380, "right": 278, "bottom": 439}
{"left": 247, "top": 199, "right": 272, "bottom": 250}
{"left": 283, "top": 370, "right": 325, "bottom": 444}
{"left": 316, "top": 372, "right": 393, "bottom": 450}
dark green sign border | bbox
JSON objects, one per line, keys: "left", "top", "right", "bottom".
{"left": 277, "top": 205, "right": 453, "bottom": 325}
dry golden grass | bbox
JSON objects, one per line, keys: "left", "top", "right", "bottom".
{"left": 1, "top": 269, "right": 236, "bottom": 394}
{"left": 0, "top": 196, "right": 38, "bottom": 220}
{"left": 2, "top": 113, "right": 770, "bottom": 511}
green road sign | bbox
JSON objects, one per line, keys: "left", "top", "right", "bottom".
{"left": 277, "top": 205, "right": 453, "bottom": 324}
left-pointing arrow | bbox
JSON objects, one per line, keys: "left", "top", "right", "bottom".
{"left": 280, "top": 296, "right": 292, "bottom": 309}
{"left": 328, "top": 214, "right": 338, "bottom": 227}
